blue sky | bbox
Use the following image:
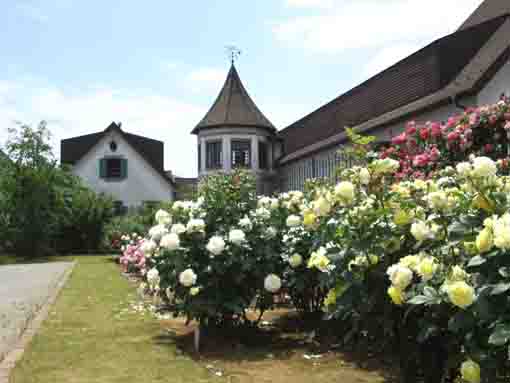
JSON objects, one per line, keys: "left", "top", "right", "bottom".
{"left": 0, "top": 0, "right": 483, "bottom": 176}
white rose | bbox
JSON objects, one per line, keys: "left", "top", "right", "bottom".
{"left": 148, "top": 224, "right": 168, "bottom": 241}
{"left": 359, "top": 168, "right": 371, "bottom": 185}
{"left": 335, "top": 181, "right": 355, "bottom": 202}
{"left": 472, "top": 156, "right": 497, "bottom": 178}
{"left": 494, "top": 214, "right": 510, "bottom": 250}
{"left": 147, "top": 268, "right": 160, "bottom": 287}
{"left": 160, "top": 233, "right": 180, "bottom": 251}
{"left": 372, "top": 158, "right": 399, "bottom": 174}
{"left": 170, "top": 223, "right": 186, "bottom": 235}
{"left": 456, "top": 162, "right": 472, "bottom": 177}
{"left": 229, "top": 229, "right": 246, "bottom": 245}
{"left": 239, "top": 217, "right": 253, "bottom": 230}
{"left": 410, "top": 220, "right": 434, "bottom": 242}
{"left": 286, "top": 215, "right": 301, "bottom": 227}
{"left": 206, "top": 236, "right": 225, "bottom": 255}
{"left": 186, "top": 218, "right": 205, "bottom": 233}
{"left": 386, "top": 264, "right": 413, "bottom": 290}
{"left": 155, "top": 209, "right": 172, "bottom": 225}
{"left": 264, "top": 274, "right": 282, "bottom": 293}
{"left": 265, "top": 226, "right": 277, "bottom": 238}
{"left": 140, "top": 240, "right": 157, "bottom": 256}
{"left": 179, "top": 268, "right": 197, "bottom": 287}
{"left": 255, "top": 207, "right": 271, "bottom": 219}
{"left": 289, "top": 253, "right": 303, "bottom": 268}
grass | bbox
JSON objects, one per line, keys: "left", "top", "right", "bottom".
{"left": 9, "top": 255, "right": 396, "bottom": 383}
{"left": 9, "top": 256, "right": 214, "bottom": 383}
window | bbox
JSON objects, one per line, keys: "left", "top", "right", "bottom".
{"left": 231, "top": 140, "right": 251, "bottom": 168}
{"left": 206, "top": 141, "right": 222, "bottom": 169}
{"left": 109, "top": 141, "right": 117, "bottom": 152}
{"left": 259, "top": 141, "right": 268, "bottom": 170}
{"left": 198, "top": 143, "right": 201, "bottom": 172}
{"left": 99, "top": 158, "right": 127, "bottom": 179}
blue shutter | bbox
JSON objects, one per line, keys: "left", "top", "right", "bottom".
{"left": 99, "top": 159, "right": 106, "bottom": 178}
{"left": 120, "top": 159, "right": 128, "bottom": 179}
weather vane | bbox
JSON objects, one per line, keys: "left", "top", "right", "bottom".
{"left": 225, "top": 45, "right": 241, "bottom": 64}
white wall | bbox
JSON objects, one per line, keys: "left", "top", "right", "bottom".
{"left": 72, "top": 130, "right": 174, "bottom": 207}
{"left": 477, "top": 58, "right": 510, "bottom": 105}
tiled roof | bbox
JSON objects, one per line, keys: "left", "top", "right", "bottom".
{"left": 279, "top": 14, "right": 509, "bottom": 163}
{"left": 192, "top": 64, "right": 275, "bottom": 134}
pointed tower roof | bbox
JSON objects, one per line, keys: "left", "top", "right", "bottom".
{"left": 192, "top": 64, "right": 275, "bottom": 134}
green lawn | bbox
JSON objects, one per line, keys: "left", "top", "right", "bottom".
{"left": 9, "top": 256, "right": 214, "bottom": 383}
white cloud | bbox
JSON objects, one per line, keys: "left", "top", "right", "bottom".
{"left": 0, "top": 80, "right": 205, "bottom": 177}
{"left": 186, "top": 67, "right": 226, "bottom": 93}
{"left": 362, "top": 42, "right": 422, "bottom": 79}
{"left": 284, "top": 0, "right": 335, "bottom": 9}
{"left": 274, "top": 0, "right": 483, "bottom": 54}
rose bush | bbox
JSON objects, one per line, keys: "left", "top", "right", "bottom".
{"left": 126, "top": 100, "right": 510, "bottom": 382}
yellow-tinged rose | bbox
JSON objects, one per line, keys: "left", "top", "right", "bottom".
{"left": 387, "top": 286, "right": 405, "bottom": 305}
{"left": 313, "top": 196, "right": 332, "bottom": 217}
{"left": 446, "top": 281, "right": 475, "bottom": 309}
{"left": 460, "top": 359, "right": 480, "bottom": 383}
{"left": 303, "top": 212, "right": 317, "bottom": 227}
{"left": 190, "top": 287, "right": 201, "bottom": 296}
{"left": 394, "top": 209, "right": 413, "bottom": 226}
{"left": 472, "top": 194, "right": 493, "bottom": 212}
{"left": 416, "top": 257, "right": 438, "bottom": 280}
{"left": 449, "top": 265, "right": 468, "bottom": 282}
{"left": 369, "top": 254, "right": 379, "bottom": 265}
{"left": 324, "top": 289, "right": 337, "bottom": 307}
{"left": 475, "top": 228, "right": 493, "bottom": 253}
{"left": 399, "top": 255, "right": 421, "bottom": 270}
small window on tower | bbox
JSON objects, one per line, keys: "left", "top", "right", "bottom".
{"left": 231, "top": 140, "right": 251, "bottom": 169}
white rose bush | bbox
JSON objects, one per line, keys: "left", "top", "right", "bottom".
{"left": 138, "top": 171, "right": 286, "bottom": 329}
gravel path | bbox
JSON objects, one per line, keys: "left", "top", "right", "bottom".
{"left": 0, "top": 262, "right": 73, "bottom": 362}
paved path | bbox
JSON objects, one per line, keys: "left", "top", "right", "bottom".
{"left": 0, "top": 262, "right": 73, "bottom": 363}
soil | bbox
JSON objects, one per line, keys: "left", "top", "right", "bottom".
{"left": 158, "top": 308, "right": 400, "bottom": 383}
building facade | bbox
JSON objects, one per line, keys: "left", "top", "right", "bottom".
{"left": 276, "top": 2, "right": 510, "bottom": 191}
{"left": 61, "top": 123, "right": 175, "bottom": 209}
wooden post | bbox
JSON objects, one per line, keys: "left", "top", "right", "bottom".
{"left": 194, "top": 326, "right": 201, "bottom": 353}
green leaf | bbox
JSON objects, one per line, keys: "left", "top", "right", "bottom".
{"left": 488, "top": 324, "right": 510, "bottom": 346}
{"left": 499, "top": 267, "right": 510, "bottom": 278}
{"left": 491, "top": 283, "right": 510, "bottom": 295}
{"left": 448, "top": 311, "right": 475, "bottom": 333}
{"left": 408, "top": 295, "right": 432, "bottom": 305}
{"left": 417, "top": 323, "right": 439, "bottom": 343}
{"left": 468, "top": 256, "right": 486, "bottom": 267}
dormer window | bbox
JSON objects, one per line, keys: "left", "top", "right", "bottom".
{"left": 99, "top": 158, "right": 127, "bottom": 179}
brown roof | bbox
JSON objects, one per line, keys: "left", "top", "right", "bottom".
{"left": 460, "top": 0, "right": 510, "bottom": 30}
{"left": 278, "top": 14, "right": 509, "bottom": 164}
{"left": 192, "top": 64, "right": 275, "bottom": 134}
{"left": 61, "top": 122, "right": 174, "bottom": 185}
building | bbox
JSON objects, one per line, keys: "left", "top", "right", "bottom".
{"left": 277, "top": 0, "right": 510, "bottom": 191}
{"left": 192, "top": 63, "right": 280, "bottom": 195}
{"left": 61, "top": 122, "right": 175, "bottom": 209}
{"left": 62, "top": 0, "right": 510, "bottom": 199}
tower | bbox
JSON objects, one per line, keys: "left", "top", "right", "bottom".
{"left": 192, "top": 62, "right": 279, "bottom": 194}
